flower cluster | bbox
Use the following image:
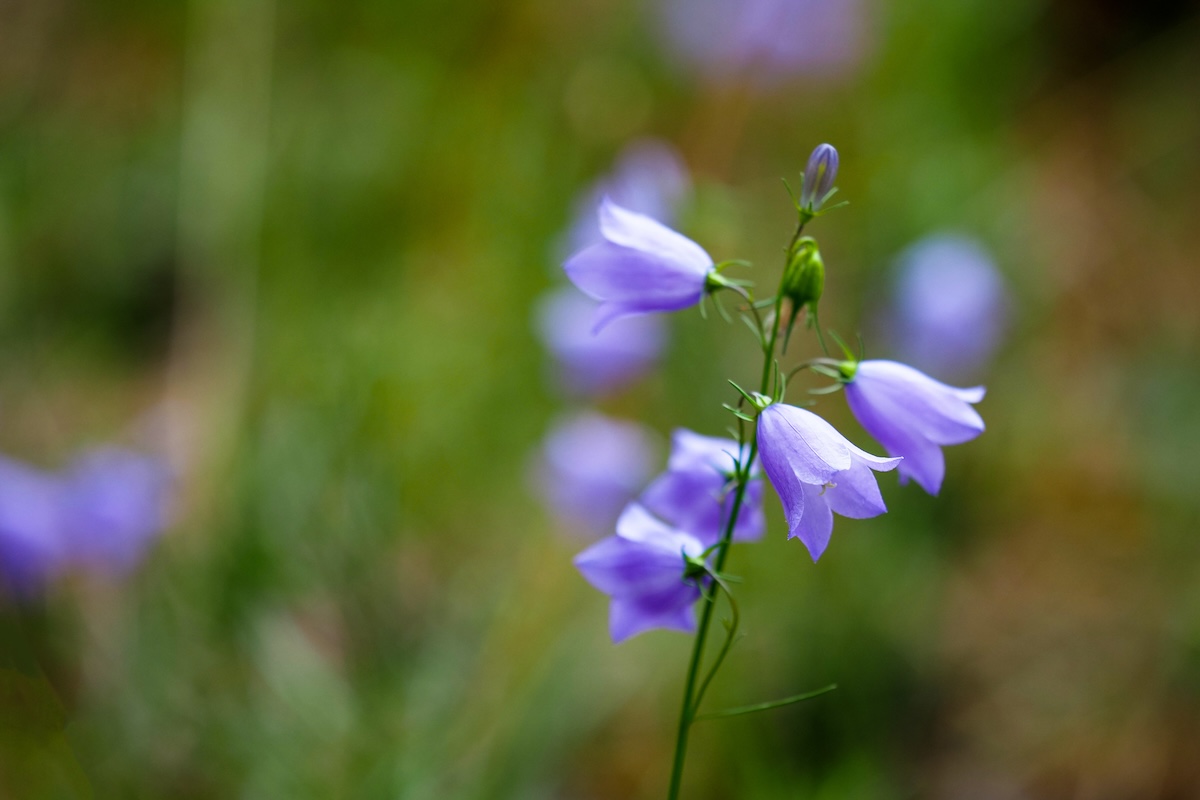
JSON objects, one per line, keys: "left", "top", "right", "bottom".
{"left": 552, "top": 144, "right": 989, "bottom": 643}
{"left": 575, "top": 428, "right": 764, "bottom": 642}
{"left": 541, "top": 142, "right": 997, "bottom": 795}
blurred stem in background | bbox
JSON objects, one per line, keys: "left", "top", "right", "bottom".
{"left": 168, "top": 0, "right": 275, "bottom": 515}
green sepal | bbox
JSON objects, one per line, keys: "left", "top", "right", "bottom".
{"left": 722, "top": 403, "right": 756, "bottom": 423}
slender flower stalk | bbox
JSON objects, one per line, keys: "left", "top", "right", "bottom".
{"left": 665, "top": 209, "right": 807, "bottom": 799}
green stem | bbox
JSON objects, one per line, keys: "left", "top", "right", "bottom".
{"left": 666, "top": 463, "right": 752, "bottom": 800}
{"left": 666, "top": 220, "right": 808, "bottom": 800}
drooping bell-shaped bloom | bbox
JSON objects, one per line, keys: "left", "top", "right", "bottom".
{"left": 657, "top": 0, "right": 867, "bottom": 88}
{"left": 757, "top": 405, "right": 901, "bottom": 561}
{"left": 568, "top": 139, "right": 691, "bottom": 253}
{"left": 535, "top": 412, "right": 658, "bottom": 537}
{"left": 888, "top": 234, "right": 1009, "bottom": 378}
{"left": 0, "top": 457, "right": 67, "bottom": 596}
{"left": 61, "top": 448, "right": 173, "bottom": 575}
{"left": 639, "top": 429, "right": 763, "bottom": 545}
{"left": 564, "top": 198, "right": 714, "bottom": 331}
{"left": 574, "top": 504, "right": 706, "bottom": 642}
{"left": 843, "top": 360, "right": 984, "bottom": 496}
{"left": 534, "top": 287, "right": 666, "bottom": 397}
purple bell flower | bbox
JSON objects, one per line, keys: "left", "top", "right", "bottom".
{"left": 757, "top": 405, "right": 901, "bottom": 561}
{"left": 536, "top": 412, "right": 658, "bottom": 537}
{"left": 639, "top": 429, "right": 764, "bottom": 545}
{"left": 0, "top": 457, "right": 67, "bottom": 596}
{"left": 574, "top": 504, "right": 706, "bottom": 643}
{"left": 61, "top": 448, "right": 173, "bottom": 575}
{"left": 889, "top": 234, "right": 1009, "bottom": 379}
{"left": 534, "top": 287, "right": 666, "bottom": 397}
{"left": 564, "top": 198, "right": 714, "bottom": 332}
{"left": 843, "top": 360, "right": 985, "bottom": 496}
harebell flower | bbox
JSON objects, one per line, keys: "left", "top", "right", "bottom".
{"left": 549, "top": 144, "right": 987, "bottom": 798}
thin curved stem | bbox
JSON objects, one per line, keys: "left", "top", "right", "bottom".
{"left": 690, "top": 576, "right": 740, "bottom": 714}
{"left": 811, "top": 306, "right": 830, "bottom": 357}
{"left": 695, "top": 684, "right": 838, "bottom": 722}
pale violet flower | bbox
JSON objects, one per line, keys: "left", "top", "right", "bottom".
{"left": 639, "top": 429, "right": 763, "bottom": 545}
{"left": 534, "top": 287, "right": 666, "bottom": 397}
{"left": 889, "top": 234, "right": 1009, "bottom": 378}
{"left": 564, "top": 198, "right": 714, "bottom": 331}
{"left": 535, "top": 412, "right": 657, "bottom": 537}
{"left": 0, "top": 457, "right": 67, "bottom": 596}
{"left": 61, "top": 448, "right": 173, "bottom": 575}
{"left": 0, "top": 446, "right": 172, "bottom": 596}
{"left": 574, "top": 504, "right": 706, "bottom": 642}
{"left": 757, "top": 405, "right": 900, "bottom": 561}
{"left": 657, "top": 0, "right": 867, "bottom": 88}
{"left": 844, "top": 360, "right": 984, "bottom": 496}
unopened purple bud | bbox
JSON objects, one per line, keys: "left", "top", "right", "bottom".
{"left": 800, "top": 143, "right": 838, "bottom": 209}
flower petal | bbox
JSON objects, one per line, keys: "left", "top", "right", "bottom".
{"left": 665, "top": 429, "right": 746, "bottom": 474}
{"left": 851, "top": 361, "right": 984, "bottom": 445}
{"left": 574, "top": 534, "right": 687, "bottom": 597}
{"left": 824, "top": 458, "right": 888, "bottom": 519}
{"left": 614, "top": 504, "right": 702, "bottom": 555}
{"left": 597, "top": 197, "right": 712, "bottom": 277}
{"left": 565, "top": 242, "right": 707, "bottom": 324}
{"left": 639, "top": 468, "right": 762, "bottom": 546}
{"left": 794, "top": 483, "right": 834, "bottom": 561}
{"left": 758, "top": 436, "right": 807, "bottom": 540}
{"left": 757, "top": 405, "right": 851, "bottom": 485}
{"left": 609, "top": 590, "right": 698, "bottom": 642}
{"left": 846, "top": 380, "right": 950, "bottom": 495}
{"left": 893, "top": 433, "right": 946, "bottom": 495}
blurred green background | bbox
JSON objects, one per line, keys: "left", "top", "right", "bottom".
{"left": 2, "top": 0, "right": 1200, "bottom": 797}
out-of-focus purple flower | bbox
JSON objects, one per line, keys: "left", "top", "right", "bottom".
{"left": 569, "top": 139, "right": 691, "bottom": 253}
{"left": 575, "top": 504, "right": 706, "bottom": 642}
{"left": 844, "top": 360, "right": 984, "bottom": 496}
{"left": 0, "top": 458, "right": 67, "bottom": 596}
{"left": 536, "top": 412, "right": 658, "bottom": 537}
{"left": 889, "top": 234, "right": 1009, "bottom": 378}
{"left": 639, "top": 429, "right": 763, "bottom": 545}
{"left": 0, "top": 446, "right": 173, "bottom": 597}
{"left": 657, "top": 0, "right": 867, "bottom": 87}
{"left": 534, "top": 287, "right": 666, "bottom": 397}
{"left": 61, "top": 448, "right": 172, "bottom": 575}
{"left": 757, "top": 404, "right": 901, "bottom": 561}
{"left": 564, "top": 198, "right": 714, "bottom": 331}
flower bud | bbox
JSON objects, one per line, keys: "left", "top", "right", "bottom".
{"left": 800, "top": 143, "right": 838, "bottom": 210}
{"left": 781, "top": 236, "right": 824, "bottom": 313}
